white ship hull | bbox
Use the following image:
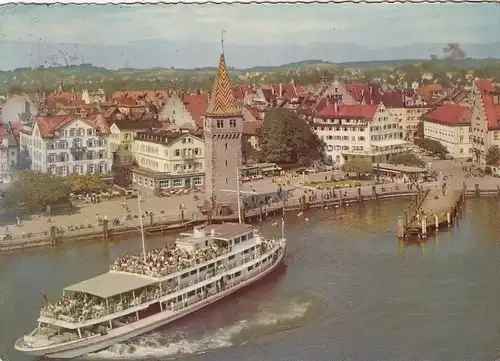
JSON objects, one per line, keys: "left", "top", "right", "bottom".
{"left": 16, "top": 245, "right": 286, "bottom": 359}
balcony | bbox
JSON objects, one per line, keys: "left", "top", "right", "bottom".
{"left": 181, "top": 152, "right": 196, "bottom": 160}
{"left": 70, "top": 144, "right": 87, "bottom": 154}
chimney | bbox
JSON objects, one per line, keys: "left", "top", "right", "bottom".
{"left": 370, "top": 86, "right": 373, "bottom": 95}
{"left": 279, "top": 83, "right": 283, "bottom": 98}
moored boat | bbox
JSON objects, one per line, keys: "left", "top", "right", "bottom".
{"left": 14, "top": 222, "right": 286, "bottom": 359}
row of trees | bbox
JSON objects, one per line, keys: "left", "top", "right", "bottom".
{"left": 1, "top": 171, "right": 107, "bottom": 212}
{"left": 339, "top": 152, "right": 426, "bottom": 176}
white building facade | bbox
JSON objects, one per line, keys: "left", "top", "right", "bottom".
{"left": 312, "top": 101, "right": 407, "bottom": 165}
{"left": 423, "top": 104, "right": 472, "bottom": 159}
{"left": 20, "top": 115, "right": 112, "bottom": 176}
{"left": 470, "top": 79, "right": 500, "bottom": 167}
{"left": 131, "top": 131, "right": 205, "bottom": 190}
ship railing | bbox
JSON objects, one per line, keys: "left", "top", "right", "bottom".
{"left": 44, "top": 247, "right": 284, "bottom": 325}
{"left": 167, "top": 248, "right": 282, "bottom": 312}
{"left": 109, "top": 247, "right": 232, "bottom": 278}
{"left": 43, "top": 245, "right": 283, "bottom": 324}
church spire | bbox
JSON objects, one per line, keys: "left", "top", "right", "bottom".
{"left": 206, "top": 41, "right": 239, "bottom": 117}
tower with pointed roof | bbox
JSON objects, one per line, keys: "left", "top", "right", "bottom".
{"left": 203, "top": 51, "right": 243, "bottom": 213}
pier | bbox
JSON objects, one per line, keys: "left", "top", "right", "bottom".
{"left": 398, "top": 186, "right": 465, "bottom": 239}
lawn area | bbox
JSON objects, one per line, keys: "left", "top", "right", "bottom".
{"left": 307, "top": 179, "right": 375, "bottom": 189}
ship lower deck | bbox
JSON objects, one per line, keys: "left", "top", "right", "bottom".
{"left": 16, "top": 244, "right": 285, "bottom": 359}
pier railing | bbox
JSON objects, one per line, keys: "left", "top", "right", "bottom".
{"left": 2, "top": 182, "right": 500, "bottom": 251}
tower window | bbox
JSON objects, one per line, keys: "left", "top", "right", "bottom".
{"left": 225, "top": 177, "right": 228, "bottom": 184}
{"left": 225, "top": 143, "right": 228, "bottom": 149}
{"left": 229, "top": 119, "right": 236, "bottom": 128}
{"left": 225, "top": 160, "right": 228, "bottom": 167}
{"left": 217, "top": 120, "right": 224, "bottom": 128}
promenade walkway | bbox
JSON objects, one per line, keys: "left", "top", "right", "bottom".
{"left": 3, "top": 156, "right": 500, "bottom": 246}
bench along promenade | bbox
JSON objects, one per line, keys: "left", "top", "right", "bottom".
{"left": 1, "top": 181, "right": 499, "bottom": 252}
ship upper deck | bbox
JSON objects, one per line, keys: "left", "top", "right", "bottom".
{"left": 64, "top": 271, "right": 158, "bottom": 299}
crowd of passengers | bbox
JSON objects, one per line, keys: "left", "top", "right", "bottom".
{"left": 40, "top": 282, "right": 178, "bottom": 322}
{"left": 40, "top": 238, "right": 281, "bottom": 323}
{"left": 111, "top": 242, "right": 231, "bottom": 277}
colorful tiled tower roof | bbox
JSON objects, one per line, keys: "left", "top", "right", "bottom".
{"left": 206, "top": 53, "right": 240, "bottom": 117}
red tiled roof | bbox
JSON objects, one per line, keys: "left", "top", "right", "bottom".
{"left": 85, "top": 113, "right": 111, "bottom": 135}
{"left": 184, "top": 94, "right": 208, "bottom": 129}
{"left": 36, "top": 115, "right": 76, "bottom": 139}
{"left": 476, "top": 79, "right": 493, "bottom": 93}
{"left": 115, "top": 97, "right": 137, "bottom": 106}
{"left": 475, "top": 79, "right": 500, "bottom": 130}
{"left": 243, "top": 120, "right": 261, "bottom": 136}
{"left": 316, "top": 102, "right": 378, "bottom": 120}
{"left": 36, "top": 114, "right": 110, "bottom": 139}
{"left": 424, "top": 104, "right": 471, "bottom": 126}
{"left": 246, "top": 106, "right": 262, "bottom": 121}
{"left": 295, "top": 85, "right": 309, "bottom": 97}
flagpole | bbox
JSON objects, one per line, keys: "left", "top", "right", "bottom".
{"left": 41, "top": 290, "right": 49, "bottom": 304}
{"left": 281, "top": 214, "right": 285, "bottom": 240}
{"left": 281, "top": 190, "right": 285, "bottom": 240}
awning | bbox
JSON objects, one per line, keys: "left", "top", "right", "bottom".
{"left": 261, "top": 166, "right": 281, "bottom": 172}
{"left": 65, "top": 271, "right": 158, "bottom": 299}
{"left": 372, "top": 139, "right": 408, "bottom": 147}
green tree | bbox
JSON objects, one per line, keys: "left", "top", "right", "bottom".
{"left": 415, "top": 138, "right": 448, "bottom": 155}
{"left": 485, "top": 145, "right": 500, "bottom": 166}
{"left": 341, "top": 157, "right": 373, "bottom": 175}
{"left": 389, "top": 152, "right": 425, "bottom": 167}
{"left": 66, "top": 173, "right": 106, "bottom": 193}
{"left": 416, "top": 121, "right": 424, "bottom": 139}
{"left": 257, "top": 108, "right": 325, "bottom": 165}
{"left": 3, "top": 171, "right": 70, "bottom": 212}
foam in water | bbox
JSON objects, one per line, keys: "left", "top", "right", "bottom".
{"left": 85, "top": 300, "right": 311, "bottom": 360}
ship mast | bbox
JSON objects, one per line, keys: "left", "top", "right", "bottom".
{"left": 281, "top": 195, "right": 285, "bottom": 240}
{"left": 236, "top": 166, "right": 242, "bottom": 224}
{"left": 137, "top": 193, "right": 147, "bottom": 263}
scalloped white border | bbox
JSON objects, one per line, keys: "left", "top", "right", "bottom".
{"left": 0, "top": 0, "right": 488, "bottom": 4}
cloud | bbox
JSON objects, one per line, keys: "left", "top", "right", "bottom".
{"left": 0, "top": 3, "right": 499, "bottom": 69}
{"left": 0, "top": 3, "right": 499, "bottom": 47}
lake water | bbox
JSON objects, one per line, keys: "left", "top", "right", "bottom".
{"left": 1, "top": 197, "right": 500, "bottom": 361}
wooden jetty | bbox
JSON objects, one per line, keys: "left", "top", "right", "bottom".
{"left": 398, "top": 187, "right": 465, "bottom": 239}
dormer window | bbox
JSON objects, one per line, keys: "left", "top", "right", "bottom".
{"left": 229, "top": 119, "right": 237, "bottom": 128}
{"left": 216, "top": 120, "right": 224, "bottom": 128}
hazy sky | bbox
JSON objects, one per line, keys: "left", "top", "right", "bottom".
{"left": 1, "top": 3, "right": 499, "bottom": 47}
{"left": 0, "top": 3, "right": 499, "bottom": 69}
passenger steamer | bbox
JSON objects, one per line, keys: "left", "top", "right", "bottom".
{"left": 15, "top": 221, "right": 286, "bottom": 359}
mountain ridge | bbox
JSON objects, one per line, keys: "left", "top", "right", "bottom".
{"left": 2, "top": 40, "right": 500, "bottom": 70}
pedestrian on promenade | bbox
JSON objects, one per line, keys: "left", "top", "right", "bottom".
{"left": 16, "top": 216, "right": 20, "bottom": 227}
{"left": 47, "top": 216, "right": 52, "bottom": 223}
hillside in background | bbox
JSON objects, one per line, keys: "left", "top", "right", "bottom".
{"left": 2, "top": 57, "right": 500, "bottom": 95}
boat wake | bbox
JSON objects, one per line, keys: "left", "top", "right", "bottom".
{"left": 84, "top": 291, "right": 325, "bottom": 360}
